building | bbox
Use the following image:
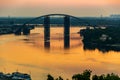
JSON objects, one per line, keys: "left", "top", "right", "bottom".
{"left": 110, "top": 14, "right": 120, "bottom": 18}
{"left": 0, "top": 72, "right": 31, "bottom": 80}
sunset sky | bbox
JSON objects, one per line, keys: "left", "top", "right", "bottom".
{"left": 0, "top": 0, "right": 120, "bottom": 17}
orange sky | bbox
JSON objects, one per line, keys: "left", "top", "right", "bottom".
{"left": 0, "top": 0, "right": 120, "bottom": 7}
{"left": 0, "top": 0, "right": 120, "bottom": 17}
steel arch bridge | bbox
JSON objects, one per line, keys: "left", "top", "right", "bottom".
{"left": 15, "top": 14, "right": 89, "bottom": 34}
{"left": 14, "top": 14, "right": 89, "bottom": 49}
{"left": 23, "top": 14, "right": 89, "bottom": 25}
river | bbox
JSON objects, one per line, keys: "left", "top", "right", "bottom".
{"left": 0, "top": 27, "right": 120, "bottom": 80}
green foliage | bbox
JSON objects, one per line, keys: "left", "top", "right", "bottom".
{"left": 47, "top": 74, "right": 54, "bottom": 80}
{"left": 92, "top": 73, "right": 120, "bottom": 80}
{"left": 80, "top": 27, "right": 120, "bottom": 52}
{"left": 80, "top": 27, "right": 120, "bottom": 44}
{"left": 47, "top": 70, "right": 120, "bottom": 80}
{"left": 72, "top": 69, "right": 92, "bottom": 80}
{"left": 55, "top": 76, "right": 64, "bottom": 80}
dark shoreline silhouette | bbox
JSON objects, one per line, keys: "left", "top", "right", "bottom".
{"left": 0, "top": 16, "right": 120, "bottom": 35}
{"left": 79, "top": 27, "right": 120, "bottom": 52}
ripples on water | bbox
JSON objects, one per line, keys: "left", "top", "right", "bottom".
{"left": 0, "top": 27, "right": 120, "bottom": 80}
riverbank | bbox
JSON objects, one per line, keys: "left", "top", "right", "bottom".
{"left": 79, "top": 27, "right": 120, "bottom": 52}
{"left": 0, "top": 25, "right": 14, "bottom": 35}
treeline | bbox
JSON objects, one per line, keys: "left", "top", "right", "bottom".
{"left": 80, "top": 27, "right": 120, "bottom": 52}
{"left": 80, "top": 27, "right": 120, "bottom": 44}
{"left": 47, "top": 70, "right": 120, "bottom": 80}
{"left": 0, "top": 17, "right": 120, "bottom": 27}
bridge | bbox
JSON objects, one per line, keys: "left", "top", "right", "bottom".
{"left": 14, "top": 14, "right": 90, "bottom": 49}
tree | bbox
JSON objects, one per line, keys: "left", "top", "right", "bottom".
{"left": 92, "top": 75, "right": 99, "bottom": 80}
{"left": 56, "top": 76, "right": 64, "bottom": 80}
{"left": 82, "top": 69, "right": 92, "bottom": 80}
{"left": 72, "top": 74, "right": 83, "bottom": 80}
{"left": 72, "top": 70, "right": 92, "bottom": 80}
{"left": 47, "top": 74, "right": 54, "bottom": 80}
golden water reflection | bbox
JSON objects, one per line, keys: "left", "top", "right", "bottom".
{"left": 0, "top": 27, "right": 120, "bottom": 80}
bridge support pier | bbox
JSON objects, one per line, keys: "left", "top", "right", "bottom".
{"left": 15, "top": 29, "right": 22, "bottom": 35}
{"left": 44, "top": 16, "right": 50, "bottom": 48}
{"left": 64, "top": 16, "right": 70, "bottom": 49}
{"left": 23, "top": 26, "right": 30, "bottom": 35}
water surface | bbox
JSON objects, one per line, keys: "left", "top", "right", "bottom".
{"left": 0, "top": 27, "right": 120, "bottom": 80}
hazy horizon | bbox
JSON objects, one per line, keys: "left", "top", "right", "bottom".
{"left": 0, "top": 0, "right": 120, "bottom": 17}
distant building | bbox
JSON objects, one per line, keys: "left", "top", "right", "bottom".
{"left": 0, "top": 72, "right": 31, "bottom": 80}
{"left": 110, "top": 14, "right": 120, "bottom": 18}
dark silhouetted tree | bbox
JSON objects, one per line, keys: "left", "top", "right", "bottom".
{"left": 82, "top": 69, "right": 92, "bottom": 80}
{"left": 92, "top": 75, "right": 99, "bottom": 80}
{"left": 55, "top": 76, "right": 64, "bottom": 80}
{"left": 47, "top": 74, "right": 54, "bottom": 80}
{"left": 72, "top": 69, "right": 92, "bottom": 80}
{"left": 72, "top": 74, "right": 83, "bottom": 80}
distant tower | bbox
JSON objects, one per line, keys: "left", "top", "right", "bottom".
{"left": 8, "top": 15, "right": 10, "bottom": 19}
{"left": 8, "top": 15, "right": 14, "bottom": 24}
{"left": 8, "top": 15, "right": 10, "bottom": 24}
{"left": 100, "top": 14, "right": 103, "bottom": 19}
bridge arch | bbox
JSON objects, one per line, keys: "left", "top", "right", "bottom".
{"left": 15, "top": 14, "right": 89, "bottom": 49}
{"left": 23, "top": 14, "right": 89, "bottom": 25}
{"left": 15, "top": 14, "right": 89, "bottom": 35}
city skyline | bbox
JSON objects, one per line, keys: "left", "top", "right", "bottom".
{"left": 0, "top": 0, "right": 120, "bottom": 17}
